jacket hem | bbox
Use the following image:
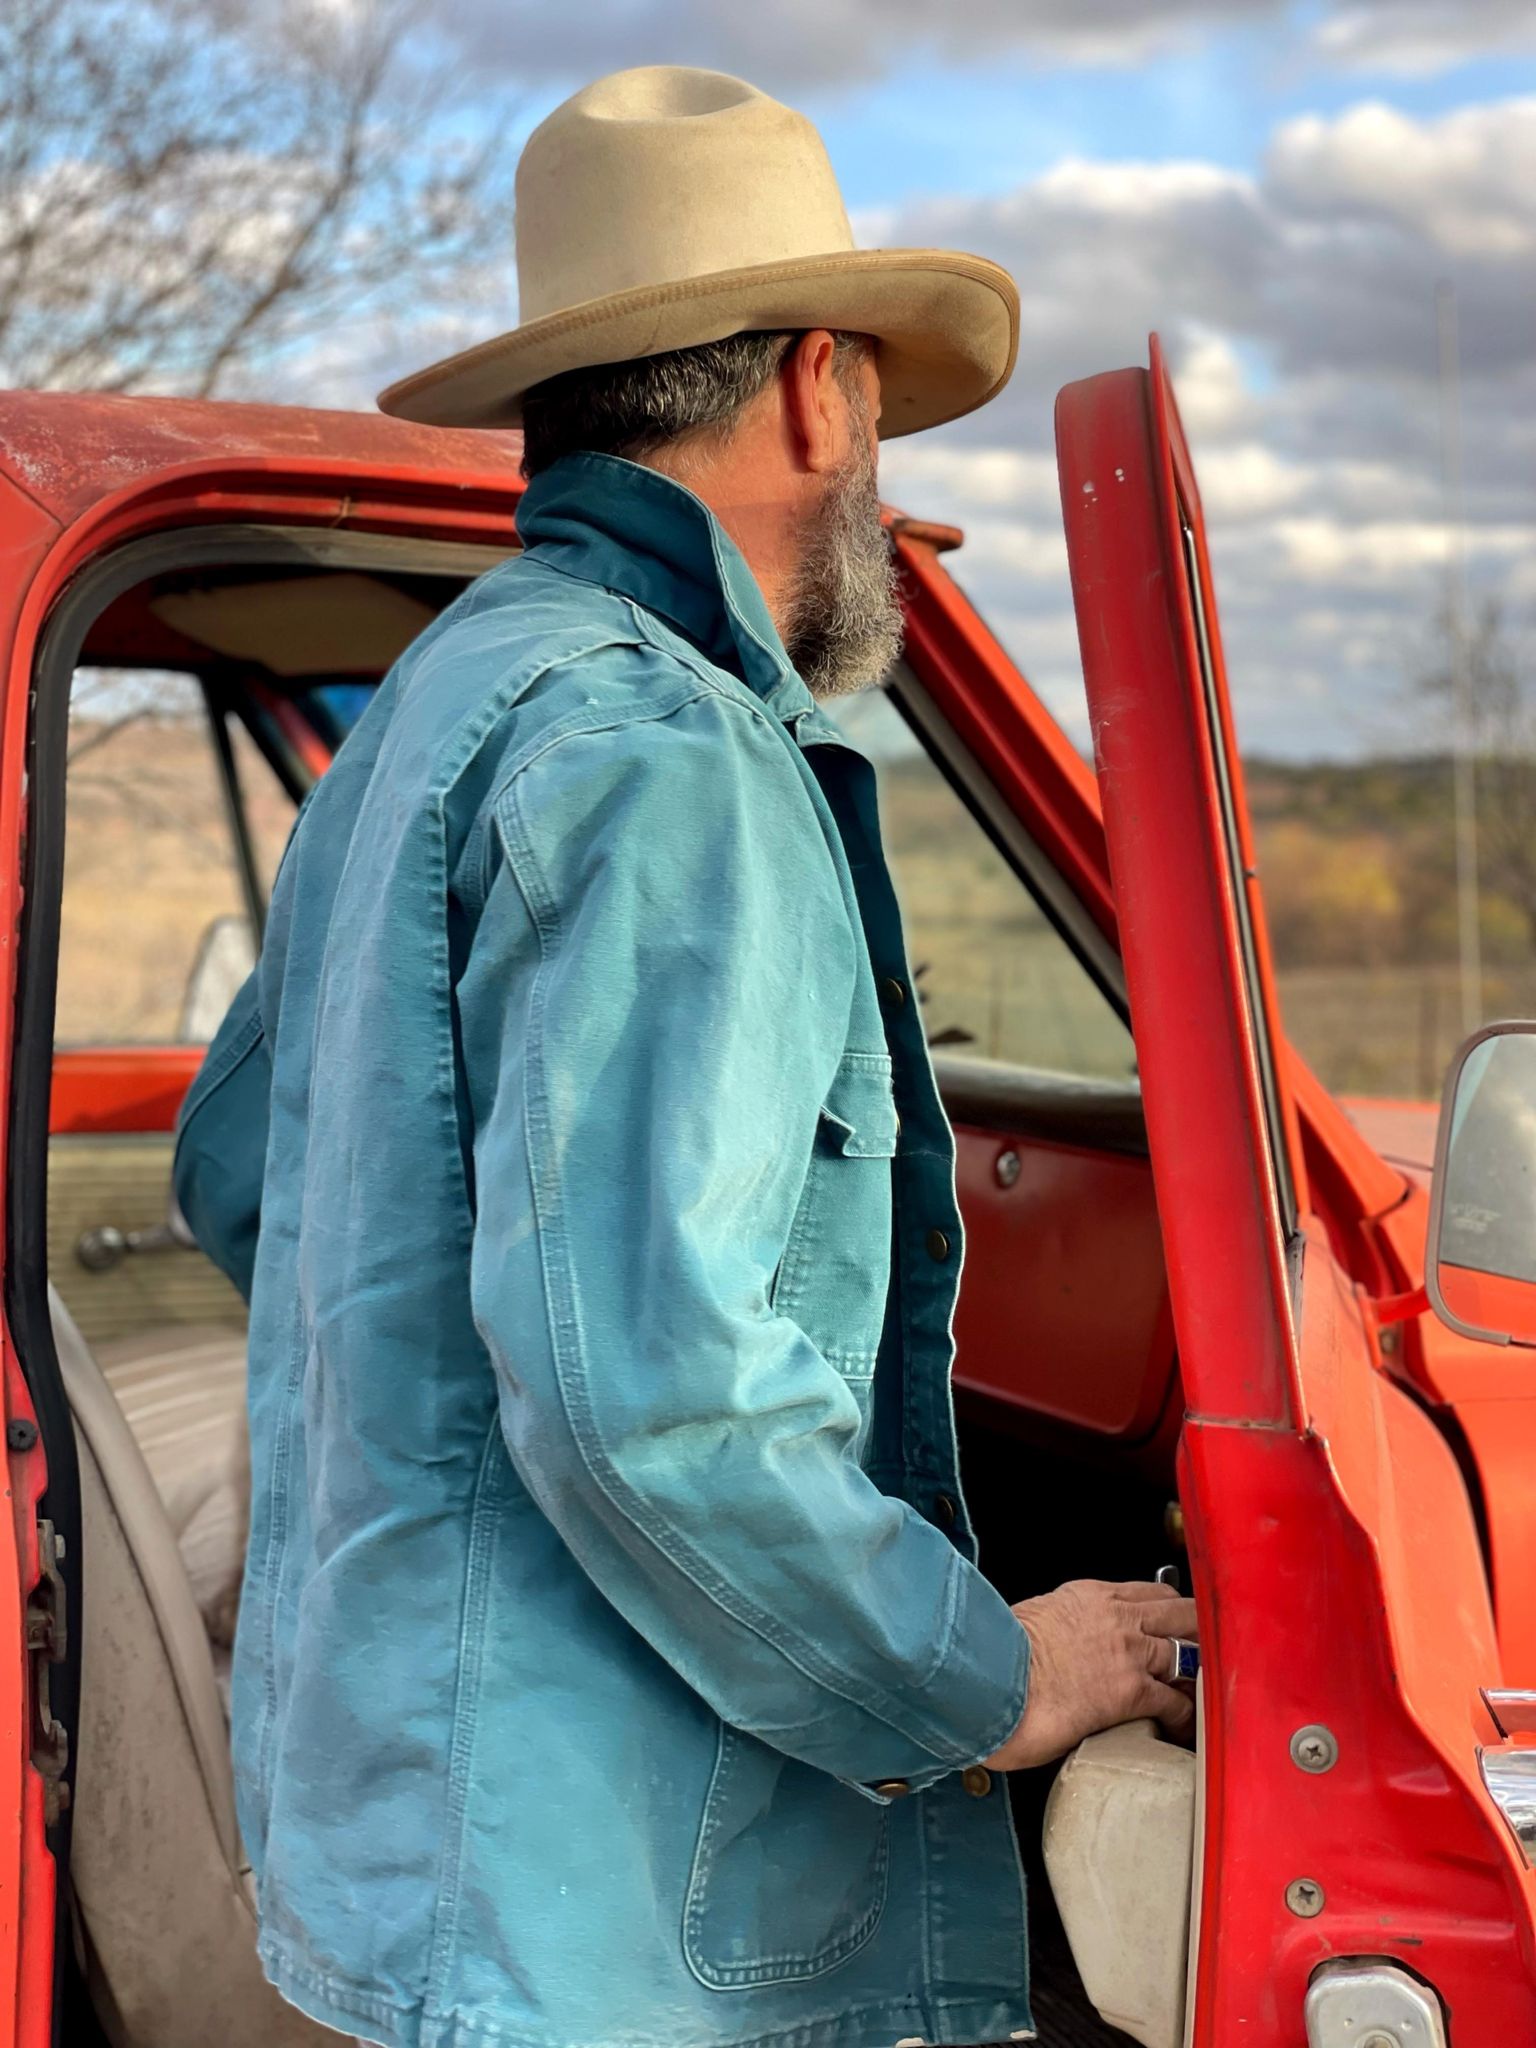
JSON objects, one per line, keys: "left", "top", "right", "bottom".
{"left": 258, "top": 1938, "right": 1034, "bottom": 2048}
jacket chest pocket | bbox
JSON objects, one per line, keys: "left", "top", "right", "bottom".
{"left": 770, "top": 1051, "right": 897, "bottom": 1381}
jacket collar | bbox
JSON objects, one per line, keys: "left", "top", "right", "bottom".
{"left": 515, "top": 452, "right": 816, "bottom": 726}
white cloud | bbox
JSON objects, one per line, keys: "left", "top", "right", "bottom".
{"left": 429, "top": 0, "right": 1536, "bottom": 86}
{"left": 1315, "top": 0, "right": 1536, "bottom": 73}
{"left": 878, "top": 443, "right": 1060, "bottom": 514}
{"left": 1267, "top": 99, "right": 1536, "bottom": 260}
{"left": 859, "top": 93, "right": 1536, "bottom": 756}
{"left": 1191, "top": 443, "right": 1308, "bottom": 519}
{"left": 437, "top": 0, "right": 1283, "bottom": 86}
{"left": 1274, "top": 514, "right": 1531, "bottom": 584}
{"left": 1170, "top": 330, "right": 1256, "bottom": 439}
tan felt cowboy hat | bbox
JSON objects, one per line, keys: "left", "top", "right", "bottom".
{"left": 377, "top": 65, "right": 1019, "bottom": 438}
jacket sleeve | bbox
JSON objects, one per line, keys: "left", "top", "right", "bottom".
{"left": 462, "top": 688, "right": 1028, "bottom": 1788}
{"left": 172, "top": 970, "right": 271, "bottom": 1304}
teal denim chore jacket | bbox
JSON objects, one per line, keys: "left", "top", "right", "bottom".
{"left": 175, "top": 453, "right": 1034, "bottom": 2048}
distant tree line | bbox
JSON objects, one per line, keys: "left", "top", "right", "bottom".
{"left": 1252, "top": 600, "right": 1535, "bottom": 970}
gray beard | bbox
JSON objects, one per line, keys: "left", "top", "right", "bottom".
{"left": 781, "top": 429, "right": 904, "bottom": 701}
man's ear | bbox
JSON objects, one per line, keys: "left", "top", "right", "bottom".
{"left": 781, "top": 330, "right": 846, "bottom": 475}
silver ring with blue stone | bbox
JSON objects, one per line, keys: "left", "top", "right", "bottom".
{"left": 1167, "top": 1638, "right": 1200, "bottom": 1683}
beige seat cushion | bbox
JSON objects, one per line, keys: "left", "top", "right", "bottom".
{"left": 52, "top": 1290, "right": 342, "bottom": 2048}
{"left": 93, "top": 1324, "right": 248, "bottom": 1614}
{"left": 1042, "top": 1716, "right": 1198, "bottom": 2048}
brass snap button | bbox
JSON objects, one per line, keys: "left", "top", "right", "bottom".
{"left": 880, "top": 977, "right": 908, "bottom": 1009}
{"left": 962, "top": 1766, "right": 993, "bottom": 1798}
{"left": 935, "top": 1493, "right": 958, "bottom": 1527}
{"left": 871, "top": 1778, "right": 911, "bottom": 1799}
{"left": 925, "top": 1228, "right": 951, "bottom": 1262}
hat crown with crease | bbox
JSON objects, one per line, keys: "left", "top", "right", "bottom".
{"left": 377, "top": 65, "right": 1018, "bottom": 436}
{"left": 516, "top": 68, "right": 855, "bottom": 324}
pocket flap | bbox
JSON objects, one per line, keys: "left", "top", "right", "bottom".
{"left": 819, "top": 1055, "right": 899, "bottom": 1159}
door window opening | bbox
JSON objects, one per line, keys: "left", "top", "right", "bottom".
{"left": 1180, "top": 521, "right": 1300, "bottom": 1242}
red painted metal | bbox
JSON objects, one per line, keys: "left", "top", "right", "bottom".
{"left": 1058, "top": 362, "right": 1299, "bottom": 1430}
{"left": 50, "top": 1048, "right": 201, "bottom": 1136}
{"left": 2, "top": 1356, "right": 52, "bottom": 2048}
{"left": 1366, "top": 1174, "right": 1536, "bottom": 1681}
{"left": 1440, "top": 1265, "right": 1536, "bottom": 1343}
{"left": 884, "top": 512, "right": 964, "bottom": 554}
{"left": 951, "top": 1126, "right": 1175, "bottom": 1444}
{"left": 1375, "top": 1282, "right": 1431, "bottom": 1324}
{"left": 247, "top": 682, "right": 332, "bottom": 785}
{"left": 0, "top": 390, "right": 525, "bottom": 532}
{"left": 1181, "top": 1234, "right": 1536, "bottom": 2038}
{"left": 1060, "top": 345, "right": 1536, "bottom": 2040}
{"left": 0, "top": 442, "right": 70, "bottom": 2048}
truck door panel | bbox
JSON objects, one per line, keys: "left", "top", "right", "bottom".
{"left": 939, "top": 1058, "right": 1175, "bottom": 1449}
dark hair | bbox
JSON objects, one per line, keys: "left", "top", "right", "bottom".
{"left": 519, "top": 330, "right": 870, "bottom": 478}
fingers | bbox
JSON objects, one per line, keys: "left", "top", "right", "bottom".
{"left": 1146, "top": 1680, "right": 1196, "bottom": 1742}
{"left": 1135, "top": 1596, "right": 1199, "bottom": 1641}
{"left": 1053, "top": 1579, "right": 1182, "bottom": 1604}
{"left": 993, "top": 1579, "right": 1203, "bottom": 1770}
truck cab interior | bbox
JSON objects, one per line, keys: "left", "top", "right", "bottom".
{"left": 25, "top": 526, "right": 1195, "bottom": 2048}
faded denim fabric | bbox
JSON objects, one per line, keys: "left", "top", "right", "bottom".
{"left": 175, "top": 453, "right": 1034, "bottom": 2048}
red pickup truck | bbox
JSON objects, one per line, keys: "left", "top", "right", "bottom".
{"left": 0, "top": 338, "right": 1532, "bottom": 2047}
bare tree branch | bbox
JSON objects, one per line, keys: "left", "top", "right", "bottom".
{"left": 0, "top": 0, "right": 518, "bottom": 399}
{"left": 1417, "top": 597, "right": 1536, "bottom": 948}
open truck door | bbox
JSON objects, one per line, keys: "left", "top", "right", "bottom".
{"left": 1051, "top": 338, "right": 1536, "bottom": 2045}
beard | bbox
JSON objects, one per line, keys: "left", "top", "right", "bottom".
{"left": 781, "top": 424, "right": 904, "bottom": 701}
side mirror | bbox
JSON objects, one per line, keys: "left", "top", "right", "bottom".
{"left": 1427, "top": 1020, "right": 1536, "bottom": 1347}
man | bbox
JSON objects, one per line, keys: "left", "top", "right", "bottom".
{"left": 176, "top": 65, "right": 1196, "bottom": 2048}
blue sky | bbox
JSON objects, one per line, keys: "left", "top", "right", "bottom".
{"left": 804, "top": 40, "right": 1536, "bottom": 203}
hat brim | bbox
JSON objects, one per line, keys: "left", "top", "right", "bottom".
{"left": 375, "top": 248, "right": 1018, "bottom": 439}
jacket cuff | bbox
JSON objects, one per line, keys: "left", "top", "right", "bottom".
{"left": 830, "top": 1560, "right": 1031, "bottom": 1796}
{"left": 924, "top": 1549, "right": 1032, "bottom": 1762}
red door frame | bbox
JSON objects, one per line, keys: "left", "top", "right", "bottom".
{"left": 1058, "top": 340, "right": 1536, "bottom": 2041}
{"left": 0, "top": 454, "right": 527, "bottom": 2048}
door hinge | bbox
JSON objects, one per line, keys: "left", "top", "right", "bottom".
{"left": 25, "top": 1519, "right": 69, "bottom": 1827}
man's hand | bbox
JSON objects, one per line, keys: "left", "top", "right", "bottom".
{"left": 984, "top": 1579, "right": 1197, "bottom": 1772}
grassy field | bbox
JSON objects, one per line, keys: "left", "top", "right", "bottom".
{"left": 58, "top": 696, "right": 291, "bottom": 1046}
{"left": 867, "top": 747, "right": 1530, "bottom": 1100}
{"left": 1276, "top": 963, "right": 1536, "bottom": 1100}
{"left": 56, "top": 701, "right": 1531, "bottom": 1105}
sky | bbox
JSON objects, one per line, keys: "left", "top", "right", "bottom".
{"left": 309, "top": 0, "right": 1536, "bottom": 760}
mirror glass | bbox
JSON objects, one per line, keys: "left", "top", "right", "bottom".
{"left": 1430, "top": 1024, "right": 1536, "bottom": 1345}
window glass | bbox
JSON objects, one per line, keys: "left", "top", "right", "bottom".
{"left": 310, "top": 680, "right": 376, "bottom": 735}
{"left": 831, "top": 687, "right": 1136, "bottom": 1081}
{"left": 57, "top": 668, "right": 291, "bottom": 1045}
{"left": 1181, "top": 519, "right": 1298, "bottom": 1236}
{"left": 231, "top": 716, "right": 296, "bottom": 898}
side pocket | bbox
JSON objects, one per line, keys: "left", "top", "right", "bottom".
{"left": 770, "top": 1052, "right": 897, "bottom": 1380}
{"left": 683, "top": 1723, "right": 890, "bottom": 1989}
